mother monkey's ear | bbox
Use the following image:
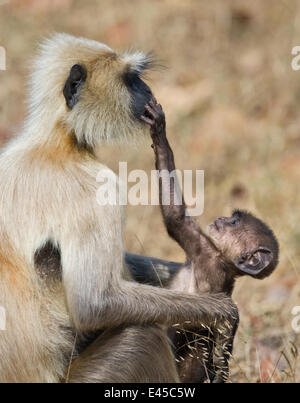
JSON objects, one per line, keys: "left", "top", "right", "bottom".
{"left": 63, "top": 64, "right": 87, "bottom": 109}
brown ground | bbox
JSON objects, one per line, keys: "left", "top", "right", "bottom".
{"left": 0, "top": 0, "right": 299, "bottom": 382}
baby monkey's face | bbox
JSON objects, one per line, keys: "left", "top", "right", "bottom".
{"left": 207, "top": 209, "right": 279, "bottom": 279}
{"left": 207, "top": 211, "right": 246, "bottom": 257}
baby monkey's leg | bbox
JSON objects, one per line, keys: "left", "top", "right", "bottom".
{"left": 211, "top": 313, "right": 239, "bottom": 383}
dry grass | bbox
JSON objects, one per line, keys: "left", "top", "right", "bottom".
{"left": 0, "top": 0, "right": 299, "bottom": 382}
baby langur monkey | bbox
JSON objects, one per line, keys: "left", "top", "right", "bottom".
{"left": 139, "top": 99, "right": 279, "bottom": 382}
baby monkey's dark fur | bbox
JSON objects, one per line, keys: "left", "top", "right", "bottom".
{"left": 137, "top": 99, "right": 279, "bottom": 382}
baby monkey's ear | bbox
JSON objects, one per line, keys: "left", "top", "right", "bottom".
{"left": 63, "top": 64, "right": 87, "bottom": 109}
{"left": 234, "top": 247, "right": 273, "bottom": 277}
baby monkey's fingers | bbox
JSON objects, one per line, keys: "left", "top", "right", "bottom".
{"left": 141, "top": 99, "right": 166, "bottom": 148}
{"left": 144, "top": 104, "right": 159, "bottom": 121}
{"left": 146, "top": 102, "right": 166, "bottom": 124}
{"left": 140, "top": 101, "right": 164, "bottom": 126}
{"left": 140, "top": 115, "right": 154, "bottom": 126}
{"left": 149, "top": 99, "right": 165, "bottom": 117}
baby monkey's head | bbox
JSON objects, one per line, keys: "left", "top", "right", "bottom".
{"left": 207, "top": 209, "right": 279, "bottom": 279}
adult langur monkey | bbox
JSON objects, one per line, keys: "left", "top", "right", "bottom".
{"left": 0, "top": 34, "right": 237, "bottom": 383}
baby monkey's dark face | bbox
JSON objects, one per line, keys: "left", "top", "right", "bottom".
{"left": 208, "top": 211, "right": 243, "bottom": 252}
{"left": 207, "top": 209, "right": 279, "bottom": 279}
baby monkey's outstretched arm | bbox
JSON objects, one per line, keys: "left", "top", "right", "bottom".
{"left": 141, "top": 100, "right": 205, "bottom": 259}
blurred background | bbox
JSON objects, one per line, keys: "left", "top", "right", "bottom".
{"left": 0, "top": 0, "right": 299, "bottom": 382}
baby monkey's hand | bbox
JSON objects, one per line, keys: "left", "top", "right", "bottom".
{"left": 141, "top": 99, "right": 167, "bottom": 147}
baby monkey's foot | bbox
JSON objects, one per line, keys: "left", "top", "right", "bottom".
{"left": 141, "top": 99, "right": 166, "bottom": 146}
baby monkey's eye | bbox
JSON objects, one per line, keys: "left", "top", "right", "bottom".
{"left": 231, "top": 219, "right": 238, "bottom": 226}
